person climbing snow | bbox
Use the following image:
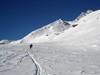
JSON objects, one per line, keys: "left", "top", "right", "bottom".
{"left": 30, "top": 44, "right": 33, "bottom": 49}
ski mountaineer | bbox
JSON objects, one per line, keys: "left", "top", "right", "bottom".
{"left": 30, "top": 44, "right": 33, "bottom": 49}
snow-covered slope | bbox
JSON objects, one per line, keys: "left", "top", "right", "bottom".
{"left": 74, "top": 10, "right": 93, "bottom": 22}
{"left": 54, "top": 10, "right": 100, "bottom": 45}
{"left": 15, "top": 10, "right": 100, "bottom": 44}
{"left": 1, "top": 10, "right": 100, "bottom": 75}
{"left": 19, "top": 19, "right": 70, "bottom": 43}
{"left": 1, "top": 41, "right": 100, "bottom": 75}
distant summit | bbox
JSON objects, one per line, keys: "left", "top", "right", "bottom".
{"left": 0, "top": 40, "right": 10, "bottom": 44}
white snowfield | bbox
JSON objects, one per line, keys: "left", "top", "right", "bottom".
{"left": 0, "top": 10, "right": 100, "bottom": 75}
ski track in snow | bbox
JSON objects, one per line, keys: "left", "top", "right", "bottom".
{"left": 0, "top": 44, "right": 42, "bottom": 75}
{"left": 0, "top": 54, "right": 29, "bottom": 72}
{"left": 0, "top": 43, "right": 100, "bottom": 75}
{"left": 27, "top": 51, "right": 42, "bottom": 75}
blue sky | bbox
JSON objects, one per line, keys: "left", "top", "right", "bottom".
{"left": 0, "top": 0, "right": 100, "bottom": 40}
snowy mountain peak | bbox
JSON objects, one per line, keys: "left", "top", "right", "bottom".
{"left": 74, "top": 10, "right": 93, "bottom": 22}
{"left": 11, "top": 9, "right": 100, "bottom": 44}
{"left": 55, "top": 9, "right": 100, "bottom": 44}
{"left": 54, "top": 19, "right": 64, "bottom": 24}
{"left": 49, "top": 19, "right": 69, "bottom": 26}
{"left": 19, "top": 19, "right": 70, "bottom": 43}
{"left": 55, "top": 19, "right": 63, "bottom": 22}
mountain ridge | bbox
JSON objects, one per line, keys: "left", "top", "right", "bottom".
{"left": 19, "top": 19, "right": 70, "bottom": 43}
{"left": 10, "top": 9, "right": 100, "bottom": 44}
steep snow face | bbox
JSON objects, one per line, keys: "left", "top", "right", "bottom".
{"left": 74, "top": 10, "right": 93, "bottom": 22}
{"left": 55, "top": 10, "right": 100, "bottom": 45}
{"left": 20, "top": 19, "right": 70, "bottom": 43}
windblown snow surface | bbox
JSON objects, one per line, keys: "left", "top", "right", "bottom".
{"left": 0, "top": 10, "right": 100, "bottom": 75}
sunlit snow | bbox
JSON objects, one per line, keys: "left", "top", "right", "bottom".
{"left": 0, "top": 10, "right": 100, "bottom": 75}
